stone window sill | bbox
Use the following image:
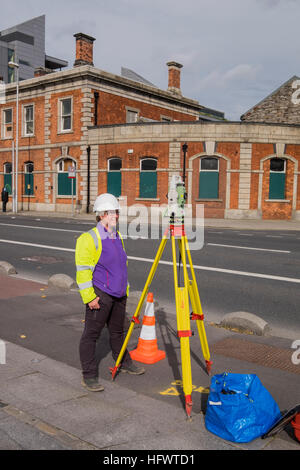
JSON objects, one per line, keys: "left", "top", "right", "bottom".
{"left": 135, "top": 198, "right": 160, "bottom": 202}
{"left": 196, "top": 198, "right": 223, "bottom": 202}
{"left": 264, "top": 199, "right": 290, "bottom": 203}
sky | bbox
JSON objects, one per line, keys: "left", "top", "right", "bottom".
{"left": 1, "top": 0, "right": 300, "bottom": 120}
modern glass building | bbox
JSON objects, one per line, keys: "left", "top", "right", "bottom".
{"left": 0, "top": 15, "right": 67, "bottom": 83}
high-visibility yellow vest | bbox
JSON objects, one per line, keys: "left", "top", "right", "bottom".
{"left": 75, "top": 227, "right": 128, "bottom": 304}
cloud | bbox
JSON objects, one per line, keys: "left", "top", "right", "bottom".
{"left": 197, "top": 64, "right": 261, "bottom": 90}
{"left": 256, "top": 0, "right": 297, "bottom": 8}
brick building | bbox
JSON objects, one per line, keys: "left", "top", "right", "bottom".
{"left": 1, "top": 28, "right": 300, "bottom": 220}
{"left": 0, "top": 32, "right": 224, "bottom": 214}
{"left": 88, "top": 121, "right": 300, "bottom": 220}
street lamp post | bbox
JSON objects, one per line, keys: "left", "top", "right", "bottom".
{"left": 8, "top": 60, "right": 19, "bottom": 214}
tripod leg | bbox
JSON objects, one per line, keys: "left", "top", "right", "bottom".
{"left": 172, "top": 234, "right": 193, "bottom": 418}
{"left": 184, "top": 237, "right": 212, "bottom": 375}
{"left": 110, "top": 234, "right": 168, "bottom": 379}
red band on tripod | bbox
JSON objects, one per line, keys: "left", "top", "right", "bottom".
{"left": 191, "top": 313, "right": 204, "bottom": 321}
{"left": 178, "top": 330, "right": 192, "bottom": 337}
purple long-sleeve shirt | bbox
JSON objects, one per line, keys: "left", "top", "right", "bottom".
{"left": 92, "top": 223, "right": 128, "bottom": 298}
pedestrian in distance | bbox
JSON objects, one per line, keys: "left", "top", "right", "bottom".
{"left": 1, "top": 186, "right": 8, "bottom": 213}
{"left": 75, "top": 193, "right": 145, "bottom": 392}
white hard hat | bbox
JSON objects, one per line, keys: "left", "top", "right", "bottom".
{"left": 93, "top": 193, "right": 120, "bottom": 213}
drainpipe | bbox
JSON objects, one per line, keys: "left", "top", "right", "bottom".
{"left": 87, "top": 145, "right": 91, "bottom": 213}
{"left": 94, "top": 92, "right": 99, "bottom": 126}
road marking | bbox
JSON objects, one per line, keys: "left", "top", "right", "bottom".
{"left": 0, "top": 239, "right": 299, "bottom": 284}
{"left": 266, "top": 235, "right": 282, "bottom": 238}
{"left": 207, "top": 243, "right": 290, "bottom": 254}
{"left": 238, "top": 233, "right": 253, "bottom": 236}
{"left": 0, "top": 239, "right": 75, "bottom": 252}
{"left": 160, "top": 381, "right": 209, "bottom": 396}
{"left": 0, "top": 222, "right": 82, "bottom": 233}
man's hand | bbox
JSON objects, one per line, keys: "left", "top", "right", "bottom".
{"left": 88, "top": 297, "right": 100, "bottom": 310}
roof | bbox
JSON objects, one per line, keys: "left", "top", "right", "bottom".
{"left": 241, "top": 75, "right": 300, "bottom": 119}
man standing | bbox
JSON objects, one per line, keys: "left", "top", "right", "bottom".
{"left": 1, "top": 186, "right": 8, "bottom": 212}
{"left": 75, "top": 193, "right": 145, "bottom": 392}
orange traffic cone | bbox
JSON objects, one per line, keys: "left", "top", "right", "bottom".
{"left": 130, "top": 293, "right": 166, "bottom": 364}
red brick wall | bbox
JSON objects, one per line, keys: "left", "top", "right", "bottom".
{"left": 98, "top": 142, "right": 170, "bottom": 206}
{"left": 94, "top": 90, "right": 197, "bottom": 125}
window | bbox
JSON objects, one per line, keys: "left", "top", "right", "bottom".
{"left": 23, "top": 105, "right": 34, "bottom": 136}
{"left": 59, "top": 98, "right": 72, "bottom": 132}
{"left": 57, "top": 159, "right": 76, "bottom": 196}
{"left": 2, "top": 108, "right": 13, "bottom": 139}
{"left": 24, "top": 162, "right": 34, "bottom": 196}
{"left": 269, "top": 158, "right": 286, "bottom": 200}
{"left": 139, "top": 158, "right": 157, "bottom": 198}
{"left": 199, "top": 157, "right": 219, "bottom": 199}
{"left": 126, "top": 108, "right": 138, "bottom": 123}
{"left": 4, "top": 162, "right": 12, "bottom": 194}
{"left": 107, "top": 158, "right": 122, "bottom": 197}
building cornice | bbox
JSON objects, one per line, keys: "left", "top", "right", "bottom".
{"left": 3, "top": 65, "right": 223, "bottom": 118}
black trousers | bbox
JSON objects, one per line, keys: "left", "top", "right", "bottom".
{"left": 79, "top": 287, "right": 132, "bottom": 379}
{"left": 2, "top": 202, "right": 7, "bottom": 212}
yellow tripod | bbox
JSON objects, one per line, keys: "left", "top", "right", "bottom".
{"left": 110, "top": 219, "right": 212, "bottom": 418}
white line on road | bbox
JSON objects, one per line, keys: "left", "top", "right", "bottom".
{"left": 0, "top": 238, "right": 298, "bottom": 284}
{"left": 207, "top": 243, "right": 290, "bottom": 253}
{"left": 0, "top": 239, "right": 75, "bottom": 252}
{"left": 0, "top": 222, "right": 83, "bottom": 233}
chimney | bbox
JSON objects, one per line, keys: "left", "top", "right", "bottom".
{"left": 167, "top": 61, "right": 183, "bottom": 95}
{"left": 74, "top": 33, "right": 96, "bottom": 67}
{"left": 34, "top": 67, "right": 52, "bottom": 77}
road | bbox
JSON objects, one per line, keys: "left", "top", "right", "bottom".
{"left": 0, "top": 214, "right": 299, "bottom": 339}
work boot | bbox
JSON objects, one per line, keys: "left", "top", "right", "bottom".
{"left": 81, "top": 377, "right": 104, "bottom": 392}
{"left": 121, "top": 362, "right": 145, "bottom": 375}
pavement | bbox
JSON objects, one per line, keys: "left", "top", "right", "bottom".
{"left": 0, "top": 274, "right": 299, "bottom": 452}
{"left": 0, "top": 211, "right": 299, "bottom": 452}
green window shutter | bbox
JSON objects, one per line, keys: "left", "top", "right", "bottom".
{"left": 107, "top": 172, "right": 121, "bottom": 197}
{"left": 140, "top": 171, "right": 157, "bottom": 198}
{"left": 58, "top": 173, "right": 76, "bottom": 196}
{"left": 4, "top": 174, "right": 12, "bottom": 194}
{"left": 24, "top": 173, "right": 34, "bottom": 196}
{"left": 269, "top": 173, "right": 285, "bottom": 199}
{"left": 199, "top": 172, "right": 219, "bottom": 199}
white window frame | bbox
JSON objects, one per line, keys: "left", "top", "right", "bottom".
{"left": 108, "top": 157, "right": 122, "bottom": 172}
{"left": 57, "top": 160, "right": 65, "bottom": 172}
{"left": 2, "top": 108, "right": 13, "bottom": 139}
{"left": 23, "top": 104, "right": 34, "bottom": 137}
{"left": 270, "top": 158, "right": 286, "bottom": 174}
{"left": 58, "top": 97, "right": 73, "bottom": 133}
{"left": 199, "top": 156, "right": 219, "bottom": 172}
{"left": 4, "top": 162, "right": 12, "bottom": 174}
{"left": 126, "top": 106, "right": 139, "bottom": 123}
{"left": 140, "top": 157, "right": 157, "bottom": 172}
{"left": 24, "top": 162, "right": 34, "bottom": 174}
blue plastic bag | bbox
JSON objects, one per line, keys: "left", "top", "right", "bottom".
{"left": 205, "top": 373, "right": 281, "bottom": 443}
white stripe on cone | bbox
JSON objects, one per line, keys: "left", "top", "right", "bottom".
{"left": 140, "top": 324, "right": 157, "bottom": 341}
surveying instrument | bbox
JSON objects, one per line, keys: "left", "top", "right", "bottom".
{"left": 111, "top": 143, "right": 212, "bottom": 418}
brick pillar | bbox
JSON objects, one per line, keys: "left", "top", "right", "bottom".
{"left": 167, "top": 61, "right": 183, "bottom": 95}
{"left": 74, "top": 33, "right": 96, "bottom": 67}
